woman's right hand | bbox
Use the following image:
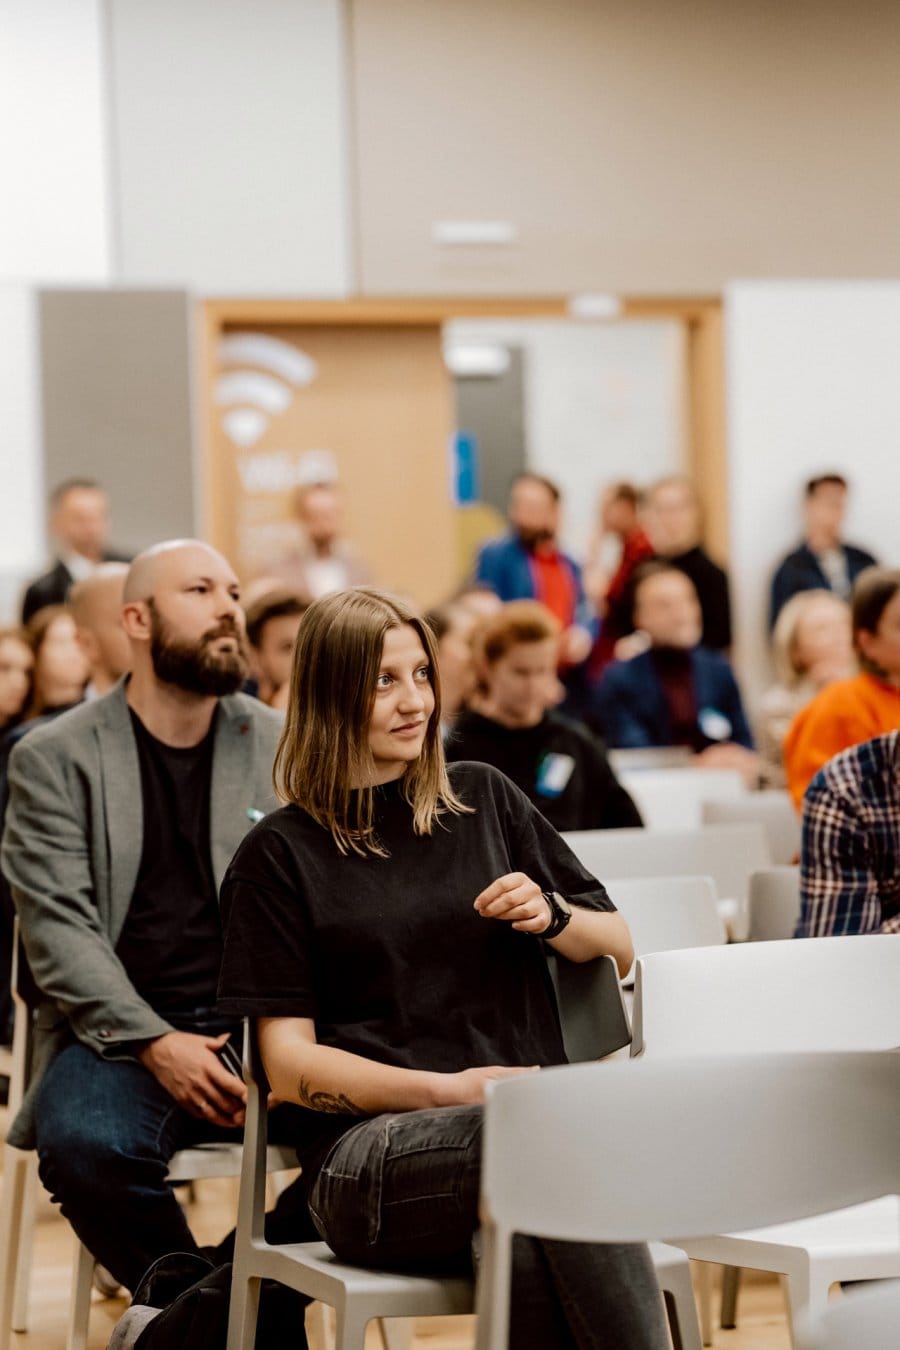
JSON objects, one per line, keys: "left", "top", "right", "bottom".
{"left": 435, "top": 1064, "right": 539, "bottom": 1107}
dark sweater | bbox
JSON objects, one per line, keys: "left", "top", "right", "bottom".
{"left": 445, "top": 710, "right": 642, "bottom": 832}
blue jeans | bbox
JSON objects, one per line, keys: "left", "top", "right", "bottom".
{"left": 309, "top": 1104, "right": 669, "bottom": 1350}
{"left": 35, "top": 1039, "right": 309, "bottom": 1295}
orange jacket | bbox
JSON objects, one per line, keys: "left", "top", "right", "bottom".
{"left": 784, "top": 672, "right": 900, "bottom": 808}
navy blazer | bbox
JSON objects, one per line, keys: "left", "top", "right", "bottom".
{"left": 592, "top": 647, "right": 754, "bottom": 750}
{"left": 769, "top": 542, "right": 877, "bottom": 629}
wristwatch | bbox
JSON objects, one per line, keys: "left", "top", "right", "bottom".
{"left": 541, "top": 890, "right": 573, "bottom": 940}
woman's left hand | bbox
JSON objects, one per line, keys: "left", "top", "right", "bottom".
{"left": 474, "top": 873, "right": 551, "bottom": 934}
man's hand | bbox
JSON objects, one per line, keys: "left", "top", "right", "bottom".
{"left": 137, "top": 1030, "right": 247, "bottom": 1128}
{"left": 434, "top": 1064, "right": 539, "bottom": 1107}
{"left": 474, "top": 873, "right": 551, "bottom": 934}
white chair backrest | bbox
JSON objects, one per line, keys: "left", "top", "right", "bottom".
{"left": 605, "top": 875, "right": 725, "bottom": 968}
{"left": 618, "top": 767, "right": 746, "bottom": 830}
{"left": 477, "top": 1051, "right": 900, "bottom": 1348}
{"left": 632, "top": 934, "right": 900, "bottom": 1058}
{"left": 748, "top": 865, "right": 801, "bottom": 941}
{"left": 563, "top": 823, "right": 771, "bottom": 904}
{"left": 702, "top": 791, "right": 800, "bottom": 865}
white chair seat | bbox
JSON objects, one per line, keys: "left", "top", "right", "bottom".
{"left": 683, "top": 1195, "right": 900, "bottom": 1272}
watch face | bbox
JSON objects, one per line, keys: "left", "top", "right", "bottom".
{"left": 553, "top": 891, "right": 572, "bottom": 917}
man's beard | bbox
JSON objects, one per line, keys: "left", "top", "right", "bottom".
{"left": 514, "top": 524, "right": 554, "bottom": 550}
{"left": 148, "top": 601, "right": 249, "bottom": 697}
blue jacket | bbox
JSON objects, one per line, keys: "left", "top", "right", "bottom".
{"left": 769, "top": 542, "right": 877, "bottom": 629}
{"left": 592, "top": 647, "right": 754, "bottom": 750}
{"left": 475, "top": 534, "right": 592, "bottom": 628}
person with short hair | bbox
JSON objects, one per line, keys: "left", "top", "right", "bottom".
{"left": 447, "top": 600, "right": 642, "bottom": 832}
{"left": 244, "top": 588, "right": 308, "bottom": 710}
{"left": 784, "top": 566, "right": 900, "bottom": 807}
{"left": 584, "top": 481, "right": 655, "bottom": 679}
{"left": 591, "top": 562, "right": 754, "bottom": 765}
{"left": 796, "top": 731, "right": 900, "bottom": 937}
{"left": 424, "top": 599, "right": 478, "bottom": 732}
{"left": 21, "top": 478, "right": 130, "bottom": 623}
{"left": 0, "top": 539, "right": 284, "bottom": 1294}
{"left": 217, "top": 586, "right": 667, "bottom": 1350}
{"left": 642, "top": 476, "right": 732, "bottom": 651}
{"left": 271, "top": 481, "right": 372, "bottom": 601}
{"left": 475, "top": 473, "right": 593, "bottom": 668}
{"left": 69, "top": 562, "right": 131, "bottom": 698}
{"left": 769, "top": 473, "right": 877, "bottom": 629}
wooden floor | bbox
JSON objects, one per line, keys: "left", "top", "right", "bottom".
{"left": 3, "top": 1166, "right": 794, "bottom": 1350}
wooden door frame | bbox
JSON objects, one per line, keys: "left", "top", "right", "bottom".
{"left": 197, "top": 294, "right": 726, "bottom": 563}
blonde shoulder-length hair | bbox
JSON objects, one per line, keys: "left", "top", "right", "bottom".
{"left": 274, "top": 587, "right": 471, "bottom": 856}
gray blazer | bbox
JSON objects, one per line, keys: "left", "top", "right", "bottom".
{"left": 0, "top": 682, "right": 283, "bottom": 1148}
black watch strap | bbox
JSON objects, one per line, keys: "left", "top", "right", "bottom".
{"left": 541, "top": 890, "right": 573, "bottom": 940}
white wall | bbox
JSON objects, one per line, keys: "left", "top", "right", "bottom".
{"left": 0, "top": 287, "right": 44, "bottom": 621}
{"left": 727, "top": 281, "right": 900, "bottom": 714}
{"left": 0, "top": 0, "right": 111, "bottom": 284}
{"left": 445, "top": 318, "right": 686, "bottom": 559}
{"left": 107, "top": 0, "right": 351, "bottom": 294}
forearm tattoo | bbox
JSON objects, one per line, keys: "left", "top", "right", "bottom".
{"left": 298, "top": 1076, "right": 366, "bottom": 1116}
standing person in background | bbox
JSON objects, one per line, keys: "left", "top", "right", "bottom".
{"left": 769, "top": 473, "right": 877, "bottom": 629}
{"left": 642, "top": 476, "right": 732, "bottom": 652}
{"left": 271, "top": 481, "right": 373, "bottom": 601}
{"left": 475, "top": 473, "right": 593, "bottom": 668}
{"left": 448, "top": 601, "right": 642, "bottom": 832}
{"left": 784, "top": 567, "right": 900, "bottom": 808}
{"left": 584, "top": 482, "right": 655, "bottom": 680}
{"left": 21, "top": 479, "right": 130, "bottom": 624}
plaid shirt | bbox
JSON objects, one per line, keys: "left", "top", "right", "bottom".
{"left": 797, "top": 730, "right": 900, "bottom": 937}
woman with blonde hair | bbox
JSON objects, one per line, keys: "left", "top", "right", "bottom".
{"left": 758, "top": 589, "right": 854, "bottom": 785}
{"left": 217, "top": 587, "right": 666, "bottom": 1349}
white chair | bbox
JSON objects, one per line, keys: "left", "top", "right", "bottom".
{"left": 563, "top": 822, "right": 772, "bottom": 940}
{"left": 798, "top": 1278, "right": 900, "bottom": 1350}
{"left": 747, "top": 865, "right": 801, "bottom": 941}
{"left": 608, "top": 747, "right": 694, "bottom": 773}
{"left": 702, "top": 791, "right": 800, "bottom": 865}
{"left": 474, "top": 1052, "right": 900, "bottom": 1350}
{"left": 617, "top": 767, "right": 746, "bottom": 830}
{"left": 0, "top": 924, "right": 298, "bottom": 1350}
{"left": 604, "top": 875, "right": 725, "bottom": 980}
{"left": 631, "top": 936, "right": 900, "bottom": 1346}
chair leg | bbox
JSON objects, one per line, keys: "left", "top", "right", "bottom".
{"left": 66, "top": 1242, "right": 95, "bottom": 1350}
{"left": 693, "top": 1262, "right": 714, "bottom": 1347}
{"left": 660, "top": 1263, "right": 703, "bottom": 1350}
{"left": 780, "top": 1262, "right": 830, "bottom": 1350}
{"left": 720, "top": 1265, "right": 741, "bottom": 1329}
{"left": 378, "top": 1318, "right": 414, "bottom": 1350}
{"left": 225, "top": 1271, "right": 261, "bottom": 1350}
{"left": 11, "top": 1154, "right": 38, "bottom": 1331}
{"left": 0, "top": 1148, "right": 32, "bottom": 1350}
{"left": 333, "top": 1302, "right": 370, "bottom": 1350}
{"left": 305, "top": 1300, "right": 332, "bottom": 1350}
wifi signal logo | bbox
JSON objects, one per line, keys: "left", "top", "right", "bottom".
{"left": 215, "top": 333, "right": 318, "bottom": 448}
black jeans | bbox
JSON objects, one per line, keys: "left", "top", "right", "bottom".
{"left": 308, "top": 1104, "right": 669, "bottom": 1350}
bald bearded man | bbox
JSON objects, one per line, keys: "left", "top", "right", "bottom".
{"left": 1, "top": 540, "right": 285, "bottom": 1293}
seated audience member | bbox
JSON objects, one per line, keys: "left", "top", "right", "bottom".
{"left": 244, "top": 588, "right": 307, "bottom": 710}
{"left": 642, "top": 476, "right": 732, "bottom": 651}
{"left": 592, "top": 563, "right": 755, "bottom": 772}
{"left": 475, "top": 472, "right": 593, "bottom": 666}
{"left": 796, "top": 731, "right": 900, "bottom": 937}
{"left": 271, "top": 481, "right": 372, "bottom": 600}
{"left": 451, "top": 581, "right": 503, "bottom": 622}
{"left": 0, "top": 539, "right": 286, "bottom": 1296}
{"left": 69, "top": 562, "right": 131, "bottom": 698}
{"left": 758, "top": 590, "right": 855, "bottom": 786}
{"left": 0, "top": 628, "right": 33, "bottom": 735}
{"left": 214, "top": 587, "right": 667, "bottom": 1350}
{"left": 447, "top": 601, "right": 642, "bottom": 832}
{"left": 783, "top": 567, "right": 900, "bottom": 808}
{"left": 769, "top": 473, "right": 877, "bottom": 629}
{"left": 21, "top": 605, "right": 91, "bottom": 720}
{"left": 21, "top": 477, "right": 130, "bottom": 624}
{"left": 424, "top": 598, "right": 478, "bottom": 733}
{"left": 584, "top": 482, "right": 655, "bottom": 679}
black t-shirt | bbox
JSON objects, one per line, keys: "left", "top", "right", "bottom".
{"left": 667, "top": 547, "right": 732, "bottom": 651}
{"left": 445, "top": 711, "right": 642, "bottom": 833}
{"left": 217, "top": 761, "right": 615, "bottom": 1185}
{"left": 115, "top": 709, "right": 222, "bottom": 1018}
